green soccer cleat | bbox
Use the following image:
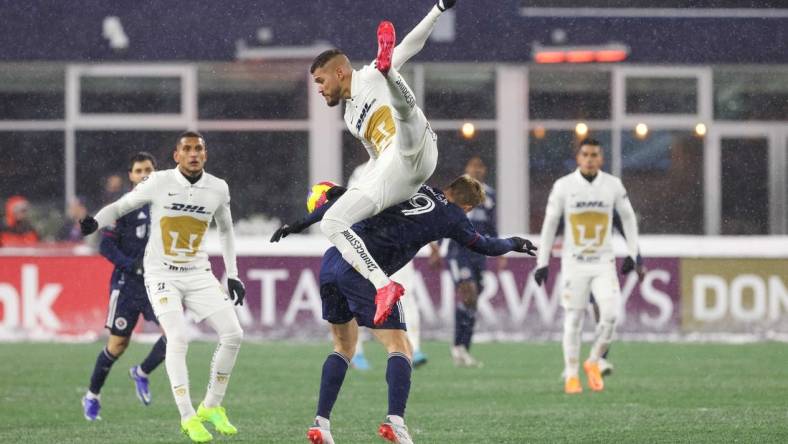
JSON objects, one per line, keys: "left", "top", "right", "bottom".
{"left": 181, "top": 416, "right": 213, "bottom": 443}
{"left": 197, "top": 403, "right": 238, "bottom": 436}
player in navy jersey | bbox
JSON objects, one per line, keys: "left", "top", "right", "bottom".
{"left": 430, "top": 156, "right": 501, "bottom": 367}
{"left": 271, "top": 175, "right": 536, "bottom": 444}
{"left": 82, "top": 152, "right": 167, "bottom": 421}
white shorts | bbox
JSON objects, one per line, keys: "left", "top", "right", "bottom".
{"left": 355, "top": 108, "right": 438, "bottom": 212}
{"left": 559, "top": 263, "right": 621, "bottom": 311}
{"left": 145, "top": 272, "right": 232, "bottom": 321}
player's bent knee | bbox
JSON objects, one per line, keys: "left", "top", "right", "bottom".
{"left": 107, "top": 336, "right": 130, "bottom": 356}
{"left": 221, "top": 327, "right": 243, "bottom": 348}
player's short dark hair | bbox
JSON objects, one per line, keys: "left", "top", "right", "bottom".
{"left": 576, "top": 137, "right": 602, "bottom": 155}
{"left": 446, "top": 174, "right": 486, "bottom": 208}
{"left": 129, "top": 151, "right": 156, "bottom": 171}
{"left": 178, "top": 131, "right": 204, "bottom": 142}
{"left": 310, "top": 49, "right": 345, "bottom": 74}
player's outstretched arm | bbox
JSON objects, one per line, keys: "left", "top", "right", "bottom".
{"left": 82, "top": 175, "right": 158, "bottom": 236}
{"left": 269, "top": 186, "right": 347, "bottom": 243}
{"left": 450, "top": 218, "right": 536, "bottom": 257}
{"left": 391, "top": 0, "right": 457, "bottom": 71}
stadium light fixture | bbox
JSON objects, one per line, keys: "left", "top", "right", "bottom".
{"left": 635, "top": 123, "right": 649, "bottom": 139}
{"left": 533, "top": 43, "right": 629, "bottom": 64}
{"left": 461, "top": 122, "right": 476, "bottom": 139}
{"left": 533, "top": 125, "right": 546, "bottom": 140}
{"left": 575, "top": 122, "right": 589, "bottom": 137}
{"left": 695, "top": 123, "right": 707, "bottom": 137}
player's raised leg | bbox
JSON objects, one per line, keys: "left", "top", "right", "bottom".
{"left": 372, "top": 329, "right": 414, "bottom": 444}
{"left": 319, "top": 190, "right": 404, "bottom": 325}
{"left": 197, "top": 306, "right": 243, "bottom": 436}
{"left": 308, "top": 320, "right": 358, "bottom": 444}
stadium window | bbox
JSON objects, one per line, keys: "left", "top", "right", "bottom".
{"left": 424, "top": 64, "right": 495, "bottom": 119}
{"left": 529, "top": 130, "right": 611, "bottom": 231}
{"left": 80, "top": 76, "right": 181, "bottom": 114}
{"left": 720, "top": 137, "right": 769, "bottom": 235}
{"left": 430, "top": 130, "right": 496, "bottom": 190}
{"left": 0, "top": 63, "right": 64, "bottom": 119}
{"left": 621, "top": 130, "right": 703, "bottom": 234}
{"left": 714, "top": 68, "right": 788, "bottom": 121}
{"left": 528, "top": 68, "right": 611, "bottom": 120}
{"left": 625, "top": 77, "right": 697, "bottom": 115}
{"left": 198, "top": 62, "right": 307, "bottom": 120}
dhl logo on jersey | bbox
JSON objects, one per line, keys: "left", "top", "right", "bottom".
{"left": 164, "top": 203, "right": 210, "bottom": 215}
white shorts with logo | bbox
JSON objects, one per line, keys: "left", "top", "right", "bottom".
{"left": 145, "top": 272, "right": 232, "bottom": 321}
{"left": 355, "top": 108, "right": 438, "bottom": 212}
{"left": 559, "top": 262, "right": 621, "bottom": 311}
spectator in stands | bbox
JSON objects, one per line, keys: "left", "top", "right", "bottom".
{"left": 102, "top": 174, "right": 125, "bottom": 205}
{"left": 57, "top": 196, "right": 89, "bottom": 242}
{"left": 0, "top": 196, "right": 39, "bottom": 246}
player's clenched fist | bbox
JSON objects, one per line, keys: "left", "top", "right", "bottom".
{"left": 227, "top": 278, "right": 246, "bottom": 306}
{"left": 510, "top": 237, "right": 537, "bottom": 256}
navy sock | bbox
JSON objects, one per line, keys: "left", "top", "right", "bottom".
{"left": 386, "top": 353, "right": 412, "bottom": 418}
{"left": 140, "top": 336, "right": 167, "bottom": 375}
{"left": 89, "top": 347, "right": 118, "bottom": 394}
{"left": 316, "top": 352, "right": 349, "bottom": 419}
{"left": 454, "top": 304, "right": 476, "bottom": 350}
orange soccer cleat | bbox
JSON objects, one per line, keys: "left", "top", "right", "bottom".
{"left": 583, "top": 359, "right": 605, "bottom": 392}
{"left": 376, "top": 21, "right": 396, "bottom": 75}
{"left": 564, "top": 375, "right": 583, "bottom": 394}
{"left": 373, "top": 281, "right": 405, "bottom": 326}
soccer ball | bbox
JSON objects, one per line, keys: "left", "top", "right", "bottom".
{"left": 306, "top": 181, "right": 337, "bottom": 213}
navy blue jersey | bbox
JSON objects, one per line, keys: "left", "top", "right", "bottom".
{"left": 99, "top": 205, "right": 150, "bottom": 296}
{"left": 446, "top": 182, "right": 497, "bottom": 262}
{"left": 303, "top": 185, "right": 516, "bottom": 276}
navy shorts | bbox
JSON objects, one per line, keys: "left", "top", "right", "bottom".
{"left": 105, "top": 275, "right": 158, "bottom": 337}
{"left": 447, "top": 249, "right": 487, "bottom": 292}
{"left": 319, "top": 248, "right": 406, "bottom": 330}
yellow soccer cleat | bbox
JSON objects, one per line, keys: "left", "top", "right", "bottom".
{"left": 197, "top": 403, "right": 238, "bottom": 436}
{"left": 583, "top": 360, "right": 605, "bottom": 392}
{"left": 181, "top": 416, "right": 213, "bottom": 443}
{"left": 564, "top": 375, "right": 583, "bottom": 394}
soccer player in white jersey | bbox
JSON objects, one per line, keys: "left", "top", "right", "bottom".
{"left": 534, "top": 138, "right": 641, "bottom": 394}
{"left": 346, "top": 162, "right": 428, "bottom": 371}
{"left": 80, "top": 131, "right": 246, "bottom": 443}
{"left": 309, "top": 0, "right": 457, "bottom": 328}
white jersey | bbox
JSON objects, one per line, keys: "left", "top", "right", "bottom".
{"left": 95, "top": 168, "right": 238, "bottom": 279}
{"left": 343, "top": 64, "right": 398, "bottom": 163}
{"left": 537, "top": 169, "right": 639, "bottom": 268}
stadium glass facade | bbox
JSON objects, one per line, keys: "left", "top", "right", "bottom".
{"left": 0, "top": 61, "right": 786, "bottom": 238}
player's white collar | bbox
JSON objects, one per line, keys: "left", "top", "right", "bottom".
{"left": 574, "top": 168, "right": 602, "bottom": 187}
{"left": 348, "top": 68, "right": 362, "bottom": 102}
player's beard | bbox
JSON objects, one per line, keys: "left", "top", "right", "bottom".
{"left": 326, "top": 95, "right": 340, "bottom": 107}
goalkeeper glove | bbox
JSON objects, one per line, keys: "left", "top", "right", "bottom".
{"left": 227, "top": 278, "right": 246, "bottom": 306}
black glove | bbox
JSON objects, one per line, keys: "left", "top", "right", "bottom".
{"left": 534, "top": 266, "right": 549, "bottom": 286}
{"left": 621, "top": 256, "right": 636, "bottom": 275}
{"left": 510, "top": 237, "right": 537, "bottom": 256}
{"left": 437, "top": 0, "right": 456, "bottom": 11}
{"left": 270, "top": 224, "right": 293, "bottom": 243}
{"left": 79, "top": 215, "right": 98, "bottom": 236}
{"left": 325, "top": 185, "right": 347, "bottom": 202}
{"left": 227, "top": 278, "right": 246, "bottom": 306}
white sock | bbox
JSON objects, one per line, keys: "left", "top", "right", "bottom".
{"left": 135, "top": 366, "right": 148, "bottom": 378}
{"left": 202, "top": 308, "right": 243, "bottom": 408}
{"left": 384, "top": 66, "right": 417, "bottom": 121}
{"left": 562, "top": 308, "right": 585, "bottom": 378}
{"left": 85, "top": 391, "right": 100, "bottom": 400}
{"left": 157, "top": 311, "right": 195, "bottom": 420}
{"left": 387, "top": 415, "right": 405, "bottom": 426}
{"left": 589, "top": 310, "right": 616, "bottom": 362}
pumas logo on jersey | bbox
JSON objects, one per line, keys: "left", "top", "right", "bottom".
{"left": 164, "top": 203, "right": 210, "bottom": 214}
{"left": 355, "top": 99, "right": 376, "bottom": 132}
{"left": 574, "top": 201, "right": 606, "bottom": 209}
